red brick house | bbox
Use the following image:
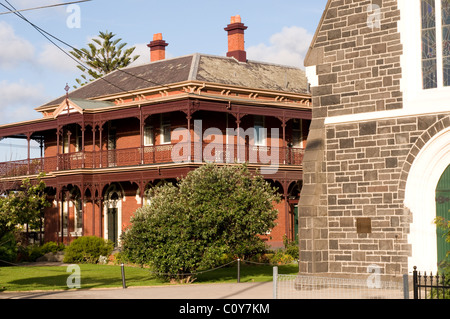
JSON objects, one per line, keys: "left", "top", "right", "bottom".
{"left": 0, "top": 16, "right": 311, "bottom": 248}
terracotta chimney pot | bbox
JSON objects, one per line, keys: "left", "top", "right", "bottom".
{"left": 224, "top": 15, "right": 247, "bottom": 62}
{"left": 148, "top": 33, "right": 168, "bottom": 62}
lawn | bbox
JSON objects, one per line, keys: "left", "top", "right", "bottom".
{"left": 0, "top": 262, "right": 299, "bottom": 292}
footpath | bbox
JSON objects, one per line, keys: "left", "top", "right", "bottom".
{"left": 0, "top": 281, "right": 274, "bottom": 299}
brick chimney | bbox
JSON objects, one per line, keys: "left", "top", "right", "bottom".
{"left": 224, "top": 15, "right": 248, "bottom": 62}
{"left": 148, "top": 33, "right": 168, "bottom": 62}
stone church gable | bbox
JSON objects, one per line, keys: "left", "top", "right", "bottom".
{"left": 300, "top": 0, "right": 450, "bottom": 276}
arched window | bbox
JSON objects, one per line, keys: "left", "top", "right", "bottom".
{"left": 421, "top": 0, "right": 450, "bottom": 89}
{"left": 71, "top": 187, "right": 82, "bottom": 234}
{"left": 104, "top": 183, "right": 123, "bottom": 246}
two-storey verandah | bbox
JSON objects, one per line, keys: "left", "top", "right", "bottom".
{"left": 0, "top": 89, "right": 311, "bottom": 248}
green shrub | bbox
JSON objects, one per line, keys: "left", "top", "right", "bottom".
{"left": 63, "top": 236, "right": 114, "bottom": 264}
{"left": 284, "top": 242, "right": 299, "bottom": 260}
{"left": 16, "top": 241, "right": 66, "bottom": 263}
{"left": 269, "top": 250, "right": 295, "bottom": 264}
{"left": 430, "top": 261, "right": 450, "bottom": 299}
{"left": 121, "top": 164, "right": 279, "bottom": 282}
{"left": 25, "top": 245, "right": 43, "bottom": 262}
{"left": 40, "top": 241, "right": 65, "bottom": 254}
{"left": 0, "top": 232, "right": 18, "bottom": 265}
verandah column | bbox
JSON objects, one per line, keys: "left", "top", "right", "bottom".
{"left": 56, "top": 187, "right": 62, "bottom": 244}
{"left": 187, "top": 112, "right": 192, "bottom": 162}
{"left": 66, "top": 130, "right": 71, "bottom": 170}
{"left": 92, "top": 126, "right": 96, "bottom": 168}
{"left": 281, "top": 118, "right": 286, "bottom": 165}
{"left": 81, "top": 122, "right": 85, "bottom": 168}
{"left": 66, "top": 189, "right": 71, "bottom": 243}
{"left": 99, "top": 123, "right": 103, "bottom": 168}
{"left": 92, "top": 195, "right": 96, "bottom": 237}
{"left": 282, "top": 179, "right": 289, "bottom": 243}
{"left": 26, "top": 132, "right": 31, "bottom": 175}
{"left": 140, "top": 108, "right": 144, "bottom": 165}
{"left": 56, "top": 127, "right": 61, "bottom": 170}
{"left": 236, "top": 113, "right": 242, "bottom": 162}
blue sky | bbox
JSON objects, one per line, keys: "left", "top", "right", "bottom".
{"left": 0, "top": 0, "right": 327, "bottom": 159}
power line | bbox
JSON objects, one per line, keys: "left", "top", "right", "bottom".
{"left": 1, "top": 0, "right": 145, "bottom": 97}
{"left": 0, "top": 0, "right": 91, "bottom": 16}
{"left": 2, "top": 0, "right": 172, "bottom": 95}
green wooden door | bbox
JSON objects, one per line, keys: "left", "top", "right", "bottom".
{"left": 107, "top": 207, "right": 118, "bottom": 246}
{"left": 436, "top": 165, "right": 450, "bottom": 266}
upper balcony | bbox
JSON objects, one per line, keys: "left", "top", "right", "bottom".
{"left": 0, "top": 142, "right": 305, "bottom": 179}
{"left": 0, "top": 60, "right": 312, "bottom": 182}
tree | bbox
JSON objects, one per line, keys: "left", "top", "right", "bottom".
{"left": 70, "top": 30, "right": 140, "bottom": 87}
{"left": 435, "top": 214, "right": 450, "bottom": 267}
{"left": 0, "top": 174, "right": 50, "bottom": 241}
{"left": 434, "top": 215, "right": 450, "bottom": 298}
{"left": 121, "top": 163, "right": 280, "bottom": 282}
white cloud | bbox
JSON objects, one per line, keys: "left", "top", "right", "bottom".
{"left": 247, "top": 26, "right": 313, "bottom": 68}
{"left": 38, "top": 43, "right": 79, "bottom": 73}
{"left": 0, "top": 21, "right": 35, "bottom": 69}
{"left": 0, "top": 80, "right": 49, "bottom": 124}
{"left": 128, "top": 43, "right": 174, "bottom": 66}
{"left": 128, "top": 43, "right": 150, "bottom": 66}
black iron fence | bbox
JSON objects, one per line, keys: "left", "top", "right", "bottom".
{"left": 413, "top": 266, "right": 450, "bottom": 299}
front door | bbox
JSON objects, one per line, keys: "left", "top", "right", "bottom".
{"left": 107, "top": 207, "right": 118, "bottom": 246}
{"left": 436, "top": 165, "right": 450, "bottom": 267}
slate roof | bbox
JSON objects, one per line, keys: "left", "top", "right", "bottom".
{"left": 40, "top": 53, "right": 308, "bottom": 108}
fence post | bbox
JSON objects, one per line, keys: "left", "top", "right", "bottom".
{"left": 273, "top": 266, "right": 278, "bottom": 299}
{"left": 121, "top": 263, "right": 127, "bottom": 289}
{"left": 403, "top": 274, "right": 409, "bottom": 299}
{"left": 413, "top": 266, "right": 418, "bottom": 299}
{"left": 237, "top": 259, "right": 240, "bottom": 283}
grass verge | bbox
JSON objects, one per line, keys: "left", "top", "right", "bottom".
{"left": 0, "top": 263, "right": 299, "bottom": 292}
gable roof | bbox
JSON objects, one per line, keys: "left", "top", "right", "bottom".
{"left": 52, "top": 98, "right": 116, "bottom": 118}
{"left": 304, "top": 0, "right": 332, "bottom": 67}
{"left": 39, "top": 53, "right": 308, "bottom": 109}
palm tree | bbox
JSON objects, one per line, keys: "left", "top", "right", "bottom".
{"left": 70, "top": 30, "right": 140, "bottom": 87}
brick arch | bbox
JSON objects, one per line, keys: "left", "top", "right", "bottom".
{"left": 400, "top": 115, "right": 450, "bottom": 272}
{"left": 397, "top": 115, "right": 450, "bottom": 198}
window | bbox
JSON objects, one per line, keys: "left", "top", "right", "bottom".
{"left": 442, "top": 0, "right": 450, "bottom": 85}
{"left": 144, "top": 125, "right": 154, "bottom": 146}
{"left": 108, "top": 123, "right": 117, "bottom": 150}
{"left": 75, "top": 198, "right": 82, "bottom": 231}
{"left": 421, "top": 0, "right": 450, "bottom": 88}
{"left": 422, "top": 0, "right": 438, "bottom": 89}
{"left": 254, "top": 115, "right": 266, "bottom": 146}
{"left": 62, "top": 132, "right": 70, "bottom": 154}
{"left": 292, "top": 119, "right": 303, "bottom": 148}
{"left": 160, "top": 114, "right": 171, "bottom": 144}
{"left": 75, "top": 127, "right": 82, "bottom": 152}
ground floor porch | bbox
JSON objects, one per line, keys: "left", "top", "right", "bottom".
{"left": 3, "top": 163, "right": 303, "bottom": 249}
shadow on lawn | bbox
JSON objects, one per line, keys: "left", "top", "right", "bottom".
{"left": 3, "top": 267, "right": 129, "bottom": 291}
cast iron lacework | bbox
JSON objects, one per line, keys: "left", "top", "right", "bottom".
{"left": 442, "top": 0, "right": 450, "bottom": 86}
{"left": 422, "top": 0, "right": 438, "bottom": 89}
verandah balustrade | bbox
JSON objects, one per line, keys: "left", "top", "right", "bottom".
{"left": 0, "top": 143, "right": 305, "bottom": 178}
